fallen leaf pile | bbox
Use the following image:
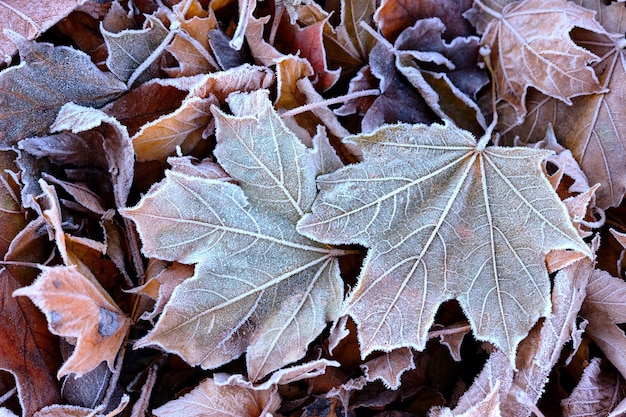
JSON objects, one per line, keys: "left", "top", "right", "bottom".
{"left": 1, "top": 0, "right": 626, "bottom": 416}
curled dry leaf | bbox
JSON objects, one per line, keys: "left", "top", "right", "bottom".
{"left": 13, "top": 265, "right": 130, "bottom": 378}
{"left": 298, "top": 122, "right": 589, "bottom": 364}
{"left": 374, "top": 0, "right": 475, "bottom": 42}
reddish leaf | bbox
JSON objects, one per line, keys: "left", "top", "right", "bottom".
{"left": 277, "top": 13, "right": 340, "bottom": 92}
{"left": 374, "top": 0, "right": 475, "bottom": 42}
{"left": 0, "top": 268, "right": 61, "bottom": 417}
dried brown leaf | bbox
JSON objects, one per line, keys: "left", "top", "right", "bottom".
{"left": 164, "top": 1, "right": 218, "bottom": 77}
{"left": 277, "top": 13, "right": 340, "bottom": 92}
{"left": 132, "top": 95, "right": 216, "bottom": 162}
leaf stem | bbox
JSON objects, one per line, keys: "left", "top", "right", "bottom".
{"left": 473, "top": 0, "right": 502, "bottom": 19}
{"left": 281, "top": 89, "right": 380, "bottom": 118}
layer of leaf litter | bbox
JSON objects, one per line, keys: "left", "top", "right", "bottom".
{"left": 297, "top": 122, "right": 591, "bottom": 364}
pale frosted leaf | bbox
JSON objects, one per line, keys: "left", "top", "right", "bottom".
{"left": 497, "top": 254, "right": 591, "bottom": 417}
{"left": 213, "top": 90, "right": 318, "bottom": 221}
{"left": 0, "top": 33, "right": 126, "bottom": 149}
{"left": 0, "top": 0, "right": 86, "bottom": 63}
{"left": 132, "top": 95, "right": 216, "bottom": 162}
{"left": 298, "top": 122, "right": 589, "bottom": 363}
{"left": 13, "top": 265, "right": 131, "bottom": 378}
{"left": 153, "top": 377, "right": 280, "bottom": 417}
{"left": 214, "top": 358, "right": 340, "bottom": 391}
{"left": 361, "top": 347, "right": 415, "bottom": 390}
{"left": 481, "top": 0, "right": 607, "bottom": 120}
{"left": 429, "top": 382, "right": 501, "bottom": 417}
{"left": 561, "top": 358, "right": 626, "bottom": 417}
{"left": 581, "top": 269, "right": 626, "bottom": 379}
{"left": 311, "top": 127, "right": 344, "bottom": 176}
{"left": 124, "top": 173, "right": 343, "bottom": 381}
{"left": 101, "top": 15, "right": 169, "bottom": 83}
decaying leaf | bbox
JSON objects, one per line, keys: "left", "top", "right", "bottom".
{"left": 298, "top": 122, "right": 589, "bottom": 364}
{"left": 124, "top": 91, "right": 345, "bottom": 382}
{"left": 152, "top": 378, "right": 280, "bottom": 417}
{"left": 0, "top": 32, "right": 126, "bottom": 150}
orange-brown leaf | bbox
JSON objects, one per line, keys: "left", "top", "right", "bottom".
{"left": 13, "top": 266, "right": 130, "bottom": 378}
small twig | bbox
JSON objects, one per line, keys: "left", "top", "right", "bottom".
{"left": 281, "top": 89, "right": 380, "bottom": 118}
